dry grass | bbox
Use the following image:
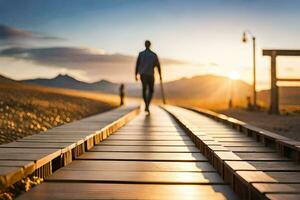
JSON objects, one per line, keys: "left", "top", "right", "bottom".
{"left": 0, "top": 80, "right": 121, "bottom": 199}
{"left": 0, "top": 81, "right": 119, "bottom": 144}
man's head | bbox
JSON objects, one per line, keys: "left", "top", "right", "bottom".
{"left": 145, "top": 40, "right": 151, "bottom": 49}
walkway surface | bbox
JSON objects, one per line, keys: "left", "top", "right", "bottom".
{"left": 18, "top": 106, "right": 238, "bottom": 200}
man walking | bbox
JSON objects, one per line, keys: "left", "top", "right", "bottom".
{"left": 135, "top": 40, "right": 162, "bottom": 113}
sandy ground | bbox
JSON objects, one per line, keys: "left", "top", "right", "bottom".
{"left": 0, "top": 82, "right": 118, "bottom": 144}
{"left": 0, "top": 79, "right": 123, "bottom": 199}
{"left": 217, "top": 108, "right": 300, "bottom": 141}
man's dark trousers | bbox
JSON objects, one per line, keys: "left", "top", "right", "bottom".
{"left": 141, "top": 74, "right": 154, "bottom": 109}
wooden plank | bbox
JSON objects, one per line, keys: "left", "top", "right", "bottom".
{"left": 194, "top": 129, "right": 239, "bottom": 132}
{"left": 45, "top": 130, "right": 94, "bottom": 134}
{"left": 265, "top": 172, "right": 300, "bottom": 183}
{"left": 221, "top": 142, "right": 264, "bottom": 147}
{"left": 60, "top": 160, "right": 216, "bottom": 172}
{"left": 236, "top": 153, "right": 290, "bottom": 161}
{"left": 99, "top": 140, "right": 195, "bottom": 146}
{"left": 116, "top": 129, "right": 185, "bottom": 133}
{"left": 124, "top": 124, "right": 180, "bottom": 127}
{"left": 194, "top": 136, "right": 214, "bottom": 141}
{"left": 0, "top": 153, "right": 56, "bottom": 161}
{"left": 78, "top": 152, "right": 207, "bottom": 162}
{"left": 22, "top": 135, "right": 86, "bottom": 139}
{"left": 202, "top": 141, "right": 222, "bottom": 146}
{"left": 125, "top": 124, "right": 180, "bottom": 127}
{"left": 0, "top": 160, "right": 34, "bottom": 167}
{"left": 236, "top": 171, "right": 277, "bottom": 183}
{"left": 0, "top": 161, "right": 35, "bottom": 181}
{"left": 199, "top": 133, "right": 241, "bottom": 136}
{"left": 252, "top": 183, "right": 300, "bottom": 194}
{"left": 115, "top": 131, "right": 186, "bottom": 136}
{"left": 266, "top": 194, "right": 300, "bottom": 200}
{"left": 56, "top": 125, "right": 106, "bottom": 129}
{"left": 0, "top": 167, "right": 24, "bottom": 189}
{"left": 17, "top": 183, "right": 238, "bottom": 200}
{"left": 211, "top": 135, "right": 249, "bottom": 138}
{"left": 213, "top": 152, "right": 242, "bottom": 161}
{"left": 1, "top": 142, "right": 76, "bottom": 150}
{"left": 118, "top": 127, "right": 183, "bottom": 132}
{"left": 224, "top": 161, "right": 256, "bottom": 171}
{"left": 91, "top": 145, "right": 201, "bottom": 153}
{"left": 18, "top": 139, "right": 84, "bottom": 143}
{"left": 46, "top": 170, "right": 223, "bottom": 184}
{"left": 105, "top": 135, "right": 190, "bottom": 141}
{"left": 0, "top": 152, "right": 59, "bottom": 168}
{"left": 215, "top": 138, "right": 254, "bottom": 142}
{"left": 207, "top": 146, "right": 229, "bottom": 151}
{"left": 50, "top": 127, "right": 99, "bottom": 131}
{"left": 223, "top": 161, "right": 257, "bottom": 189}
{"left": 248, "top": 161, "right": 300, "bottom": 172}
{"left": 226, "top": 146, "right": 276, "bottom": 153}
{"left": 212, "top": 152, "right": 242, "bottom": 176}
{"left": 0, "top": 148, "right": 61, "bottom": 154}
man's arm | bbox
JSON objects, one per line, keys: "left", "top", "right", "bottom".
{"left": 155, "top": 55, "right": 162, "bottom": 80}
{"left": 135, "top": 53, "right": 140, "bottom": 81}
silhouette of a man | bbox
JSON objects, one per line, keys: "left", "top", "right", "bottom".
{"left": 135, "top": 40, "right": 161, "bottom": 113}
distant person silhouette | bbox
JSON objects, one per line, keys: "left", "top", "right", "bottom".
{"left": 135, "top": 40, "right": 162, "bottom": 113}
{"left": 119, "top": 84, "right": 125, "bottom": 106}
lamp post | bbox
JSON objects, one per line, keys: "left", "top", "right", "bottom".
{"left": 242, "top": 31, "right": 257, "bottom": 108}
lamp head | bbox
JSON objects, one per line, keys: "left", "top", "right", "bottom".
{"left": 242, "top": 32, "right": 247, "bottom": 43}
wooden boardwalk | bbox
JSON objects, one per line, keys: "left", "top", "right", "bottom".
{"left": 0, "top": 105, "right": 140, "bottom": 191}
{"left": 17, "top": 106, "right": 238, "bottom": 200}
{"left": 164, "top": 106, "right": 300, "bottom": 200}
{"left": 9, "top": 104, "right": 300, "bottom": 199}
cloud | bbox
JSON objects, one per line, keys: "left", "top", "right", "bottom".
{"left": 0, "top": 24, "right": 187, "bottom": 81}
{"left": 0, "top": 46, "right": 186, "bottom": 81}
{"left": 0, "top": 24, "right": 63, "bottom": 42}
{"left": 0, "top": 46, "right": 186, "bottom": 66}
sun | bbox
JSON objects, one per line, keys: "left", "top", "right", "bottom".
{"left": 228, "top": 71, "right": 240, "bottom": 80}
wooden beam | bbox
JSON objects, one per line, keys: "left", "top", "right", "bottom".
{"left": 270, "top": 52, "right": 279, "bottom": 114}
{"left": 277, "top": 78, "right": 300, "bottom": 82}
{"left": 263, "top": 49, "right": 300, "bottom": 56}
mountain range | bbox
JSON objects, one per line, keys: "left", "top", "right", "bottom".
{"left": 2, "top": 73, "right": 299, "bottom": 108}
{"left": 22, "top": 74, "right": 251, "bottom": 99}
{"left": 22, "top": 74, "right": 122, "bottom": 94}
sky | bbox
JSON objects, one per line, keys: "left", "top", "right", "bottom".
{"left": 0, "top": 0, "right": 300, "bottom": 90}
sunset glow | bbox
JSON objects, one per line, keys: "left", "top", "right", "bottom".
{"left": 228, "top": 71, "right": 240, "bottom": 80}
{"left": 0, "top": 0, "right": 300, "bottom": 90}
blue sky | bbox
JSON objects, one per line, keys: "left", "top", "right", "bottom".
{"left": 0, "top": 0, "right": 300, "bottom": 89}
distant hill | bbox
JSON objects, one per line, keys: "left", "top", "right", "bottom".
{"left": 22, "top": 74, "right": 121, "bottom": 94}
{"left": 0, "top": 74, "right": 116, "bottom": 145}
{"left": 154, "top": 75, "right": 300, "bottom": 109}
{"left": 161, "top": 75, "right": 251, "bottom": 99}
{"left": 18, "top": 73, "right": 300, "bottom": 107}
{"left": 0, "top": 74, "right": 19, "bottom": 84}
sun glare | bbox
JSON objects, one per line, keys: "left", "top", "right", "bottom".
{"left": 228, "top": 71, "right": 239, "bottom": 80}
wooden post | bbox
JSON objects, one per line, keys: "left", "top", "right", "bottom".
{"left": 270, "top": 51, "right": 279, "bottom": 114}
{"left": 263, "top": 49, "right": 300, "bottom": 115}
{"left": 252, "top": 37, "right": 257, "bottom": 107}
